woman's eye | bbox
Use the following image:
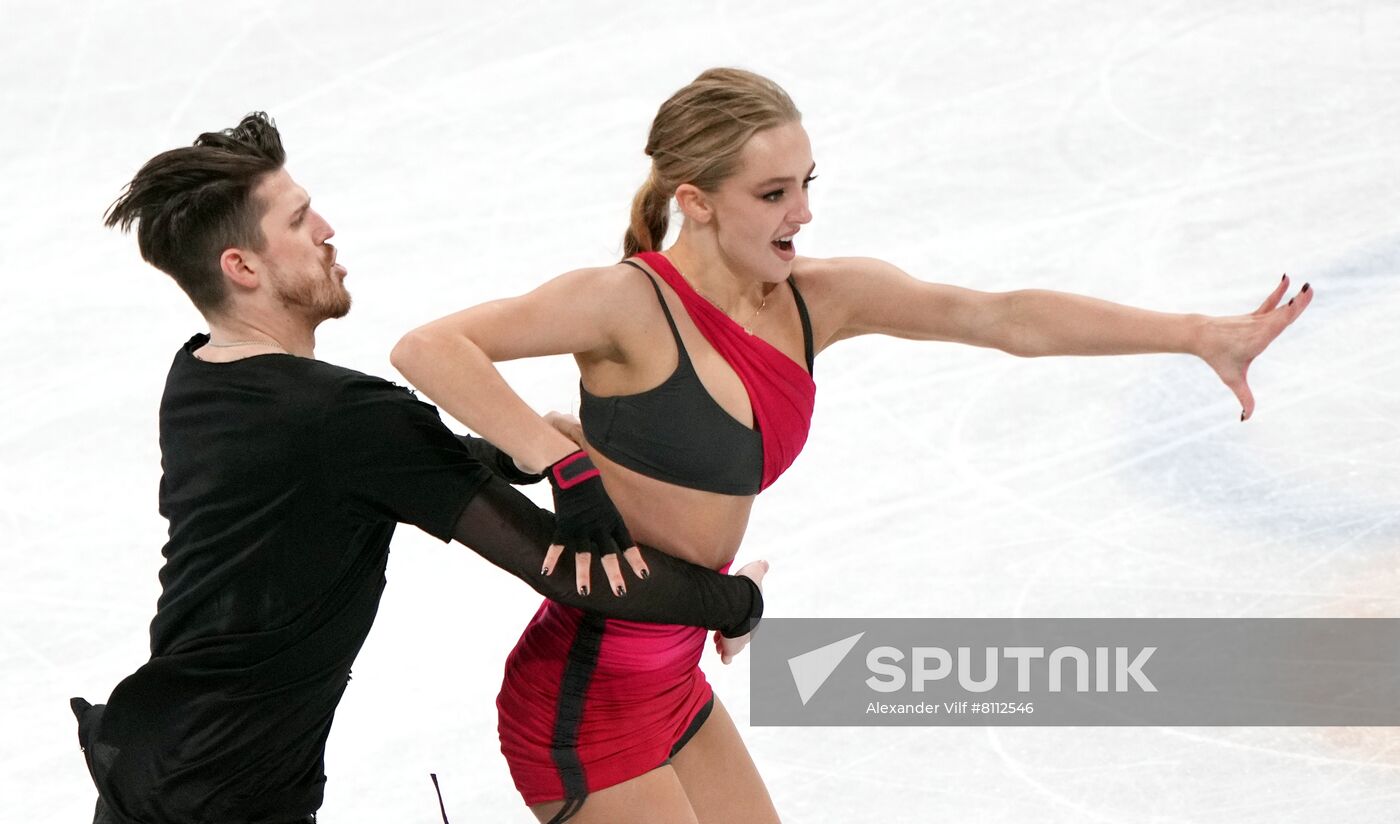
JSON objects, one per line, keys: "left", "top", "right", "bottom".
{"left": 762, "top": 190, "right": 784, "bottom": 202}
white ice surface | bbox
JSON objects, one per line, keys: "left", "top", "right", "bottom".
{"left": 4, "top": 1, "right": 1399, "bottom": 821}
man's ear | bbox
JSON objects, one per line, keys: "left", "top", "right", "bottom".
{"left": 220, "top": 247, "right": 259, "bottom": 290}
{"left": 674, "top": 183, "right": 713, "bottom": 225}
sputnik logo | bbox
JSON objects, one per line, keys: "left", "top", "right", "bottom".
{"left": 787, "top": 632, "right": 865, "bottom": 705}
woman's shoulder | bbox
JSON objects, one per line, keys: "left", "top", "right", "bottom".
{"left": 535, "top": 260, "right": 676, "bottom": 356}
{"left": 788, "top": 256, "right": 929, "bottom": 349}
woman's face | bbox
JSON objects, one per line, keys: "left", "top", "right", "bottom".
{"left": 705, "top": 120, "right": 815, "bottom": 282}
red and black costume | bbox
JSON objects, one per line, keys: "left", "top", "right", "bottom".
{"left": 496, "top": 252, "right": 817, "bottom": 814}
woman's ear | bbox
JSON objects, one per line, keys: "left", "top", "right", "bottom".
{"left": 674, "top": 183, "right": 713, "bottom": 225}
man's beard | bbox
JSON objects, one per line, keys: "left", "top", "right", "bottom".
{"left": 270, "top": 264, "right": 351, "bottom": 321}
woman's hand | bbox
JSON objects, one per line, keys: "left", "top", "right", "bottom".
{"left": 543, "top": 411, "right": 585, "bottom": 447}
{"left": 715, "top": 560, "right": 770, "bottom": 664}
{"left": 1198, "top": 275, "right": 1313, "bottom": 421}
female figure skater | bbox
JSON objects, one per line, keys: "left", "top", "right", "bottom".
{"left": 392, "top": 68, "right": 1311, "bottom": 823}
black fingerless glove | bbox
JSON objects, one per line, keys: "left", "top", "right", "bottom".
{"left": 547, "top": 450, "right": 633, "bottom": 557}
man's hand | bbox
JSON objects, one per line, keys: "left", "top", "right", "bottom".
{"left": 542, "top": 449, "right": 649, "bottom": 596}
{"left": 715, "top": 560, "right": 770, "bottom": 664}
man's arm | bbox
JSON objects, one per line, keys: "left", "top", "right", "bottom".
{"left": 450, "top": 475, "right": 761, "bottom": 637}
{"left": 330, "top": 376, "right": 761, "bottom": 637}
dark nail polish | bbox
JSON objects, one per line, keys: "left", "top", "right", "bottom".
{"left": 579, "top": 585, "right": 588, "bottom": 596}
{"left": 1288, "top": 298, "right": 1294, "bottom": 306}
{"left": 1240, "top": 410, "right": 1246, "bottom": 421}
{"left": 541, "top": 566, "right": 551, "bottom": 576}
{"left": 1302, "top": 283, "right": 1311, "bottom": 293}
{"left": 616, "top": 585, "right": 626, "bottom": 596}
{"left": 1281, "top": 273, "right": 1286, "bottom": 281}
{"left": 640, "top": 568, "right": 650, "bottom": 579}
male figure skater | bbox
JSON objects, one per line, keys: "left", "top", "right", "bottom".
{"left": 71, "top": 112, "right": 763, "bottom": 824}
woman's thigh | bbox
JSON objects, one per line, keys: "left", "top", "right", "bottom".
{"left": 529, "top": 764, "right": 698, "bottom": 824}
{"left": 669, "top": 696, "right": 780, "bottom": 824}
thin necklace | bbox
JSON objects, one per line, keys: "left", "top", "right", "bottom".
{"left": 677, "top": 272, "right": 769, "bottom": 333}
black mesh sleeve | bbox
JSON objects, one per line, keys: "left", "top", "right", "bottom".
{"left": 454, "top": 434, "right": 546, "bottom": 485}
{"left": 451, "top": 475, "right": 762, "bottom": 637}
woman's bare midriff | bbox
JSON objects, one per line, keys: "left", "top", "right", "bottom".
{"left": 582, "top": 435, "right": 755, "bottom": 571}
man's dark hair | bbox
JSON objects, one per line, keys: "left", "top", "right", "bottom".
{"left": 105, "top": 112, "right": 287, "bottom": 315}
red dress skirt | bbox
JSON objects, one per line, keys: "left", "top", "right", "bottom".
{"left": 496, "top": 597, "right": 715, "bottom": 805}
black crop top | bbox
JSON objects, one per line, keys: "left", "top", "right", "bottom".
{"left": 579, "top": 262, "right": 814, "bottom": 496}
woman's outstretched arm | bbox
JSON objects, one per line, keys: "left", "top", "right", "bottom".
{"left": 809, "top": 257, "right": 1312, "bottom": 420}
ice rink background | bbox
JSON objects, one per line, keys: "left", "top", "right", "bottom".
{"left": 4, "top": 0, "right": 1399, "bottom": 820}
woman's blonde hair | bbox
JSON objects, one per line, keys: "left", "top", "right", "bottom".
{"left": 623, "top": 68, "right": 801, "bottom": 257}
